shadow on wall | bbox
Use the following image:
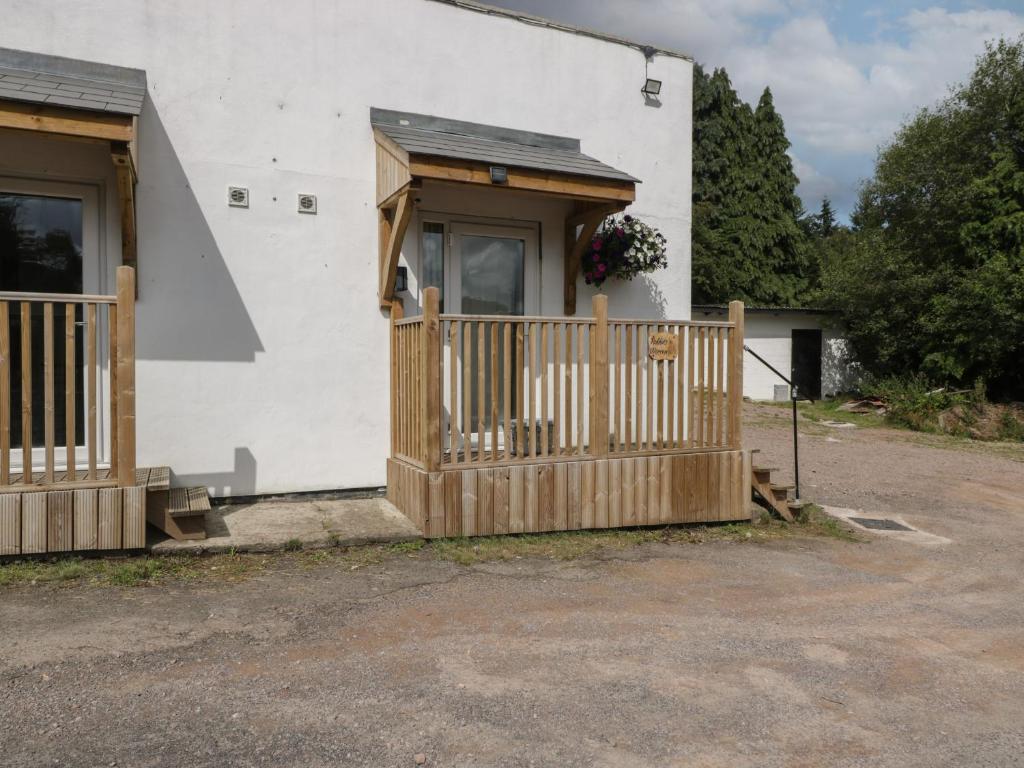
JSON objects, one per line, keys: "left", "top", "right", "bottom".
{"left": 172, "top": 446, "right": 257, "bottom": 498}
{"left": 135, "top": 105, "right": 263, "bottom": 361}
{"left": 592, "top": 273, "right": 668, "bottom": 318}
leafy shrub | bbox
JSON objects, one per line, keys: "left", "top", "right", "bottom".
{"left": 862, "top": 375, "right": 983, "bottom": 432}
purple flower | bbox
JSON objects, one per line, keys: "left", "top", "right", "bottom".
{"left": 592, "top": 240, "right": 601, "bottom": 250}
{"left": 623, "top": 215, "right": 633, "bottom": 223}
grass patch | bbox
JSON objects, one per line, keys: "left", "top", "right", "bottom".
{"left": 758, "top": 397, "right": 887, "bottom": 429}
{"left": 0, "top": 511, "right": 856, "bottom": 589}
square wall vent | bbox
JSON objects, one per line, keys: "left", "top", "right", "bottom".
{"left": 297, "top": 193, "right": 317, "bottom": 214}
{"left": 228, "top": 186, "right": 249, "bottom": 208}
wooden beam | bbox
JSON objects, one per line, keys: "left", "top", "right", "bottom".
{"left": 379, "top": 189, "right": 413, "bottom": 308}
{"left": 409, "top": 156, "right": 636, "bottom": 203}
{"left": 111, "top": 142, "right": 138, "bottom": 279}
{"left": 0, "top": 99, "right": 134, "bottom": 142}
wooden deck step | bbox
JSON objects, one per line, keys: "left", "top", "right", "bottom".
{"left": 169, "top": 487, "right": 211, "bottom": 518}
{"left": 749, "top": 455, "right": 795, "bottom": 523}
{"left": 146, "top": 481, "right": 209, "bottom": 543}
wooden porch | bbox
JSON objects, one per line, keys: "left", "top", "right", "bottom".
{"left": 0, "top": 267, "right": 210, "bottom": 556}
{"left": 387, "top": 288, "right": 751, "bottom": 537}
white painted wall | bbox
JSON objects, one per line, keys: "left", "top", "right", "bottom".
{"left": 1, "top": 0, "right": 693, "bottom": 495}
{"left": 691, "top": 309, "right": 861, "bottom": 400}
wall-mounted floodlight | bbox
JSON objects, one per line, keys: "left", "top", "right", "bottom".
{"left": 641, "top": 78, "right": 662, "bottom": 97}
{"left": 489, "top": 166, "right": 508, "bottom": 184}
{"left": 395, "top": 266, "right": 408, "bottom": 293}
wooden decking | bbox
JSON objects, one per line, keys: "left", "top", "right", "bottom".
{"left": 389, "top": 451, "right": 749, "bottom": 538}
{"left": 388, "top": 290, "right": 749, "bottom": 538}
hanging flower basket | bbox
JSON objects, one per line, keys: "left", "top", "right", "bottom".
{"left": 581, "top": 214, "right": 668, "bottom": 288}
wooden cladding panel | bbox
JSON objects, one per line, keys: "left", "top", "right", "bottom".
{"left": 0, "top": 485, "right": 144, "bottom": 554}
{"left": 388, "top": 451, "right": 747, "bottom": 538}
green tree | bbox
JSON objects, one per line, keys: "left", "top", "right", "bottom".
{"left": 821, "top": 36, "right": 1024, "bottom": 397}
{"left": 692, "top": 69, "right": 812, "bottom": 305}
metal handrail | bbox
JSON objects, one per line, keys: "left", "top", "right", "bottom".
{"left": 743, "top": 345, "right": 807, "bottom": 501}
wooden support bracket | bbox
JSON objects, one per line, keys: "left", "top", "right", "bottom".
{"left": 111, "top": 142, "right": 138, "bottom": 283}
{"left": 379, "top": 188, "right": 413, "bottom": 308}
{"left": 563, "top": 203, "right": 626, "bottom": 315}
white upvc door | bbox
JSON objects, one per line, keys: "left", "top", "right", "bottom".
{"left": 0, "top": 177, "right": 107, "bottom": 471}
{"left": 421, "top": 219, "right": 540, "bottom": 454}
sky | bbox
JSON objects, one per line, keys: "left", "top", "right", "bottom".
{"left": 484, "top": 0, "right": 1024, "bottom": 221}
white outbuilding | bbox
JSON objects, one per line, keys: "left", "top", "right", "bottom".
{"left": 691, "top": 305, "right": 861, "bottom": 401}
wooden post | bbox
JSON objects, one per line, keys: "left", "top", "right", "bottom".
{"left": 591, "top": 294, "right": 609, "bottom": 456}
{"left": 389, "top": 299, "right": 404, "bottom": 458}
{"left": 422, "top": 287, "right": 442, "bottom": 471}
{"left": 728, "top": 300, "right": 744, "bottom": 449}
{"left": 115, "top": 267, "right": 136, "bottom": 487}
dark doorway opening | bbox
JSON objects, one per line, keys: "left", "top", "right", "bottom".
{"left": 791, "top": 329, "right": 822, "bottom": 401}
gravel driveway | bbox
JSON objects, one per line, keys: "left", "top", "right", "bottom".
{"left": 2, "top": 405, "right": 1023, "bottom": 767}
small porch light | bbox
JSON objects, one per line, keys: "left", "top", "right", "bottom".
{"left": 641, "top": 78, "right": 662, "bottom": 97}
{"left": 489, "top": 165, "right": 508, "bottom": 184}
{"left": 394, "top": 266, "right": 408, "bottom": 293}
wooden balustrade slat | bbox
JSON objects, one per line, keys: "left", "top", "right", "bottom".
{"left": 667, "top": 324, "right": 676, "bottom": 449}
{"left": 564, "top": 323, "right": 573, "bottom": 455}
{"left": 553, "top": 323, "right": 561, "bottom": 456}
{"left": 656, "top": 324, "right": 665, "bottom": 450}
{"left": 625, "top": 324, "right": 633, "bottom": 452}
{"left": 490, "top": 322, "right": 499, "bottom": 462}
{"left": 477, "top": 320, "right": 485, "bottom": 464}
{"left": 463, "top": 321, "right": 472, "bottom": 463}
{"left": 576, "top": 323, "right": 584, "bottom": 455}
{"left": 677, "top": 325, "right": 685, "bottom": 448}
{"left": 540, "top": 322, "right": 549, "bottom": 458}
{"left": 503, "top": 323, "right": 512, "bottom": 461}
{"left": 0, "top": 303, "right": 7, "bottom": 486}
{"left": 697, "top": 327, "right": 706, "bottom": 448}
{"left": 687, "top": 324, "right": 696, "bottom": 448}
{"left": 527, "top": 322, "right": 535, "bottom": 459}
{"left": 645, "top": 324, "right": 653, "bottom": 451}
{"left": 449, "top": 322, "right": 458, "bottom": 464}
{"left": 65, "top": 303, "right": 75, "bottom": 479}
{"left": 43, "top": 303, "right": 54, "bottom": 483}
{"left": 108, "top": 303, "right": 118, "bottom": 478}
{"left": 515, "top": 323, "right": 524, "bottom": 459}
{"left": 86, "top": 303, "right": 97, "bottom": 480}
{"left": 613, "top": 324, "right": 621, "bottom": 452}
{"left": 716, "top": 327, "right": 725, "bottom": 447}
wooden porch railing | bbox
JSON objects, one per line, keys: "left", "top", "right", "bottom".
{"left": 391, "top": 287, "right": 744, "bottom": 472}
{"left": 0, "top": 266, "right": 136, "bottom": 491}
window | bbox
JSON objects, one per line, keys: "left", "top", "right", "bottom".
{"left": 421, "top": 221, "right": 444, "bottom": 312}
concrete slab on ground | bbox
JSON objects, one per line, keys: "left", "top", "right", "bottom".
{"left": 149, "top": 497, "right": 421, "bottom": 554}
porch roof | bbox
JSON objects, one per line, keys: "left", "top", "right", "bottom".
{"left": 0, "top": 47, "right": 146, "bottom": 116}
{"left": 371, "top": 108, "right": 639, "bottom": 184}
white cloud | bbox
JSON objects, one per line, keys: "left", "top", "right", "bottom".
{"left": 486, "top": 1, "right": 1024, "bottom": 215}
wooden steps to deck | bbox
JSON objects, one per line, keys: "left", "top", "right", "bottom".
{"left": 749, "top": 454, "right": 803, "bottom": 522}
{"left": 144, "top": 469, "right": 210, "bottom": 542}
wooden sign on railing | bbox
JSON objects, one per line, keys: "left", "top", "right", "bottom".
{"left": 648, "top": 331, "right": 677, "bottom": 360}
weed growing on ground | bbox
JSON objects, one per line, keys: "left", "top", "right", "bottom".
{"left": 0, "top": 506, "right": 856, "bottom": 588}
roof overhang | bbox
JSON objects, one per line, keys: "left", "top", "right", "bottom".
{"left": 372, "top": 108, "right": 638, "bottom": 309}
{"left": 0, "top": 47, "right": 146, "bottom": 281}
